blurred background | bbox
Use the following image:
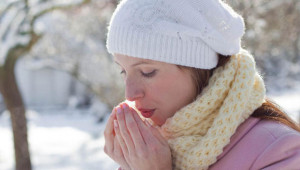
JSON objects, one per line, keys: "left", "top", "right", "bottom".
{"left": 0, "top": 0, "right": 299, "bottom": 170}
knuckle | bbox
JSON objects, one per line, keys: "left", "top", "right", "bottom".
{"left": 104, "top": 146, "right": 111, "bottom": 155}
{"left": 104, "top": 145, "right": 112, "bottom": 153}
{"left": 104, "top": 129, "right": 112, "bottom": 138}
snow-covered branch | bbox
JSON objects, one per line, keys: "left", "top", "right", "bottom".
{"left": 0, "top": 0, "right": 90, "bottom": 66}
{"left": 0, "top": 2, "right": 30, "bottom": 65}
{"left": 29, "top": 0, "right": 90, "bottom": 24}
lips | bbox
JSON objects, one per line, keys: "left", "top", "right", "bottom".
{"left": 138, "top": 108, "right": 155, "bottom": 118}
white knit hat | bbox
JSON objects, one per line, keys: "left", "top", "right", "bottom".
{"left": 106, "top": 0, "right": 245, "bottom": 69}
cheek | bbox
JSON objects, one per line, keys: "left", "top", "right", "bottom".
{"left": 145, "top": 72, "right": 196, "bottom": 125}
{"left": 148, "top": 76, "right": 187, "bottom": 112}
{"left": 155, "top": 74, "right": 195, "bottom": 111}
{"left": 145, "top": 77, "right": 176, "bottom": 114}
{"left": 149, "top": 77, "right": 176, "bottom": 99}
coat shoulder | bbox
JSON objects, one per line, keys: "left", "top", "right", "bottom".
{"left": 210, "top": 117, "right": 300, "bottom": 170}
{"left": 250, "top": 119, "right": 300, "bottom": 169}
{"left": 254, "top": 118, "right": 300, "bottom": 139}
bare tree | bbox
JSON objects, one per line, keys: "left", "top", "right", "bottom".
{"left": 0, "top": 0, "right": 90, "bottom": 169}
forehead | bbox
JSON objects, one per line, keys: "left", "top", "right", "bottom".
{"left": 114, "top": 53, "right": 162, "bottom": 66}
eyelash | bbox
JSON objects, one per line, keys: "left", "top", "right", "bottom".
{"left": 120, "top": 70, "right": 157, "bottom": 78}
{"left": 120, "top": 70, "right": 125, "bottom": 75}
{"left": 141, "top": 70, "right": 157, "bottom": 78}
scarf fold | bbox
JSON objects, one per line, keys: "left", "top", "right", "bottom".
{"left": 159, "top": 49, "right": 266, "bottom": 170}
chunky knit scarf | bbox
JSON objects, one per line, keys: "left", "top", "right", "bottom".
{"left": 158, "top": 49, "right": 266, "bottom": 170}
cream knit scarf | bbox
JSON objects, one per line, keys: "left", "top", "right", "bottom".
{"left": 158, "top": 49, "right": 266, "bottom": 170}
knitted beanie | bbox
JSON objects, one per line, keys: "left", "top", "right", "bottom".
{"left": 106, "top": 0, "right": 245, "bottom": 69}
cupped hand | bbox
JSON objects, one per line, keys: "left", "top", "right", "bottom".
{"left": 114, "top": 102, "right": 172, "bottom": 170}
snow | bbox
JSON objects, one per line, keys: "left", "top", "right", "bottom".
{"left": 0, "top": 109, "right": 119, "bottom": 170}
{"left": 268, "top": 84, "right": 300, "bottom": 123}
{"left": 0, "top": 0, "right": 89, "bottom": 66}
{"left": 30, "top": 0, "right": 84, "bottom": 17}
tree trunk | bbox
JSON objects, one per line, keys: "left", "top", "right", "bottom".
{"left": 293, "top": 37, "right": 299, "bottom": 64}
{"left": 0, "top": 55, "right": 32, "bottom": 170}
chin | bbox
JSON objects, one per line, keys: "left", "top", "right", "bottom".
{"left": 150, "top": 117, "right": 165, "bottom": 126}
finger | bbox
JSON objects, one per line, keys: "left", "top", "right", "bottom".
{"left": 123, "top": 103, "right": 146, "bottom": 150}
{"left": 115, "top": 106, "right": 135, "bottom": 154}
{"left": 113, "top": 134, "right": 131, "bottom": 169}
{"left": 104, "top": 108, "right": 117, "bottom": 154}
{"left": 147, "top": 122, "right": 169, "bottom": 146}
{"left": 131, "top": 108, "right": 158, "bottom": 145}
{"left": 114, "top": 119, "right": 129, "bottom": 157}
{"left": 116, "top": 104, "right": 135, "bottom": 154}
{"left": 114, "top": 137, "right": 123, "bottom": 157}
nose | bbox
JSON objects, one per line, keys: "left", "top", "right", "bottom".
{"left": 125, "top": 77, "right": 144, "bottom": 101}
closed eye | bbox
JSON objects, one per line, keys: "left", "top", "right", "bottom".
{"left": 141, "top": 70, "right": 157, "bottom": 78}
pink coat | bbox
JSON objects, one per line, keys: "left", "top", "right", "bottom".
{"left": 209, "top": 117, "right": 300, "bottom": 170}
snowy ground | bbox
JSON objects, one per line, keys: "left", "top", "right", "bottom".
{"left": 0, "top": 87, "right": 299, "bottom": 170}
{"left": 0, "top": 109, "right": 119, "bottom": 170}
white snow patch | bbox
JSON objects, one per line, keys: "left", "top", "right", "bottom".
{"left": 268, "top": 86, "right": 300, "bottom": 123}
{"left": 0, "top": 109, "right": 118, "bottom": 170}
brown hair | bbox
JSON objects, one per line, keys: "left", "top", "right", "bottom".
{"left": 179, "top": 54, "right": 300, "bottom": 132}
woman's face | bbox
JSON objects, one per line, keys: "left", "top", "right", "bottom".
{"left": 114, "top": 54, "right": 197, "bottom": 126}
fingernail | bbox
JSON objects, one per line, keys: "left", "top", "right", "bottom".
{"left": 114, "top": 120, "right": 118, "bottom": 128}
{"left": 123, "top": 103, "right": 128, "bottom": 109}
{"left": 112, "top": 107, "right": 117, "bottom": 114}
{"left": 117, "top": 107, "right": 122, "bottom": 114}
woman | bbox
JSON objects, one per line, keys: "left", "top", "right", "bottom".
{"left": 104, "top": 0, "right": 300, "bottom": 169}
